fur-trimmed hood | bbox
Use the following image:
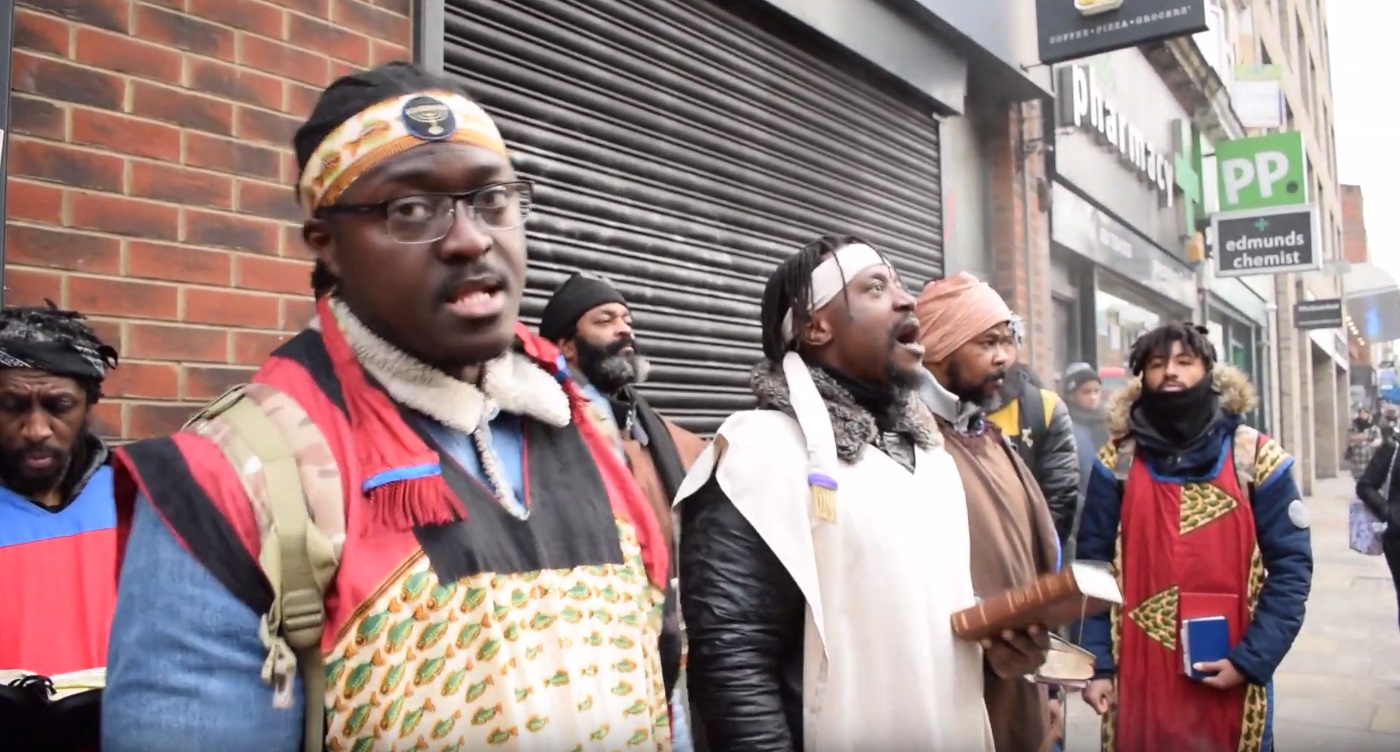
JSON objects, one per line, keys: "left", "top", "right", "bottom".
{"left": 1105, "top": 363, "right": 1256, "bottom": 436}
{"left": 750, "top": 360, "right": 935, "bottom": 463}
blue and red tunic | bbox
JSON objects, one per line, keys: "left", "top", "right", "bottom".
{"left": 0, "top": 460, "right": 115, "bottom": 677}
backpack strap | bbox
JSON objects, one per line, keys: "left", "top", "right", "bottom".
{"left": 1016, "top": 382, "right": 1046, "bottom": 467}
{"left": 1231, "top": 424, "right": 1262, "bottom": 498}
{"left": 183, "top": 385, "right": 335, "bottom": 752}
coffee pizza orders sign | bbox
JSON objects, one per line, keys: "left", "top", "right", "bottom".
{"left": 1037, "top": 0, "right": 1209, "bottom": 64}
{"left": 1211, "top": 203, "right": 1320, "bottom": 278}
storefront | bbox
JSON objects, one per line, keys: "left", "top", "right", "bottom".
{"left": 1050, "top": 182, "right": 1196, "bottom": 400}
{"left": 1207, "top": 279, "right": 1271, "bottom": 430}
{"left": 420, "top": 0, "right": 1037, "bottom": 433}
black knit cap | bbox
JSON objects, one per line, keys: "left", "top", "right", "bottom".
{"left": 294, "top": 61, "right": 472, "bottom": 295}
{"left": 1060, "top": 362, "right": 1101, "bottom": 395}
{"left": 539, "top": 274, "right": 627, "bottom": 342}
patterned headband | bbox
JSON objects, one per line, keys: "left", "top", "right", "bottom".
{"left": 296, "top": 90, "right": 509, "bottom": 216}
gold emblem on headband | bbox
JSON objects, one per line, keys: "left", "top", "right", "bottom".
{"left": 401, "top": 95, "right": 457, "bottom": 140}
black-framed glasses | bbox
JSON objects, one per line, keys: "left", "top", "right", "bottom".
{"left": 317, "top": 180, "right": 535, "bottom": 244}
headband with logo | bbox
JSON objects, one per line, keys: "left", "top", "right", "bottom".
{"left": 296, "top": 90, "right": 508, "bottom": 216}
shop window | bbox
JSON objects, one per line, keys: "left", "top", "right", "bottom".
{"left": 1086, "top": 280, "right": 1176, "bottom": 375}
{"left": 1052, "top": 296, "right": 1079, "bottom": 378}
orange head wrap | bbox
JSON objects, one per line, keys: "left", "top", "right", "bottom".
{"left": 915, "top": 272, "right": 1014, "bottom": 364}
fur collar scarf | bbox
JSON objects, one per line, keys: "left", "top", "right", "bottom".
{"left": 750, "top": 359, "right": 935, "bottom": 463}
{"left": 1104, "top": 363, "right": 1256, "bottom": 437}
{"left": 312, "top": 298, "right": 572, "bottom": 434}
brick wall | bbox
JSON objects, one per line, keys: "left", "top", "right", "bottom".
{"left": 4, "top": 0, "right": 412, "bottom": 440}
{"left": 985, "top": 99, "right": 1054, "bottom": 381}
{"left": 1339, "top": 183, "right": 1367, "bottom": 265}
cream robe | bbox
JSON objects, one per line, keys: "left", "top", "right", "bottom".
{"left": 675, "top": 410, "right": 993, "bottom": 752}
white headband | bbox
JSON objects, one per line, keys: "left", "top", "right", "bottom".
{"left": 780, "top": 243, "right": 888, "bottom": 343}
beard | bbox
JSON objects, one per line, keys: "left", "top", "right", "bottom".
{"left": 576, "top": 335, "right": 651, "bottom": 395}
{"left": 882, "top": 323, "right": 921, "bottom": 395}
{"left": 0, "top": 442, "right": 72, "bottom": 499}
{"left": 946, "top": 359, "right": 1006, "bottom": 408}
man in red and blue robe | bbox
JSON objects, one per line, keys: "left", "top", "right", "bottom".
{"left": 0, "top": 303, "right": 118, "bottom": 752}
{"left": 0, "top": 304, "right": 119, "bottom": 679}
{"left": 1076, "top": 322, "right": 1312, "bottom": 752}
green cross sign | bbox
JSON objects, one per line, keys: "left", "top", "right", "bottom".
{"left": 1172, "top": 119, "right": 1204, "bottom": 236}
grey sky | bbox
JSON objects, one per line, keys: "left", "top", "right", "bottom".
{"left": 1329, "top": 0, "right": 1393, "bottom": 284}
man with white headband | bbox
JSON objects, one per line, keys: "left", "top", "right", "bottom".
{"left": 677, "top": 236, "right": 1025, "bottom": 750}
{"left": 102, "top": 62, "right": 677, "bottom": 751}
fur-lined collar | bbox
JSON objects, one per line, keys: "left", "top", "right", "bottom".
{"left": 750, "top": 359, "right": 935, "bottom": 463}
{"left": 1105, "top": 363, "right": 1256, "bottom": 435}
{"left": 312, "top": 298, "right": 572, "bottom": 434}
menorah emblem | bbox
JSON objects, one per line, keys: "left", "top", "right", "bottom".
{"left": 402, "top": 96, "right": 456, "bottom": 139}
{"left": 407, "top": 106, "right": 449, "bottom": 135}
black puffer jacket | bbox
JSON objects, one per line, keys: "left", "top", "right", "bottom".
{"left": 679, "top": 476, "right": 806, "bottom": 751}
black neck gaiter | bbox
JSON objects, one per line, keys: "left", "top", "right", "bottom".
{"left": 1135, "top": 376, "right": 1220, "bottom": 445}
{"left": 817, "top": 364, "right": 899, "bottom": 430}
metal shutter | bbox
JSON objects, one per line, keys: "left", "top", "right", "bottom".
{"left": 442, "top": 0, "right": 943, "bottom": 433}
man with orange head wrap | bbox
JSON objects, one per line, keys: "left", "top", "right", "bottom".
{"left": 914, "top": 272, "right": 1063, "bottom": 752}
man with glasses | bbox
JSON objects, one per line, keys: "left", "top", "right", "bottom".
{"left": 102, "top": 62, "right": 679, "bottom": 752}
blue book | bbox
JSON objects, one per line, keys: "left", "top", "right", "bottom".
{"left": 1182, "top": 616, "right": 1231, "bottom": 681}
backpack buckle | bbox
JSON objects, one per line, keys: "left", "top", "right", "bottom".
{"left": 280, "top": 586, "right": 325, "bottom": 651}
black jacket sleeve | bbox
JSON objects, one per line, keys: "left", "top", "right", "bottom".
{"left": 680, "top": 476, "right": 804, "bottom": 752}
{"left": 1039, "top": 395, "right": 1082, "bottom": 547}
{"left": 660, "top": 582, "right": 681, "bottom": 699}
{"left": 1357, "top": 440, "right": 1395, "bottom": 524}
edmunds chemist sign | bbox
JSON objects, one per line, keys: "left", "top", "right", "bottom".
{"left": 1211, "top": 203, "right": 1320, "bottom": 278}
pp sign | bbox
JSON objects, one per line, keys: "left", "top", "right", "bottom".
{"left": 1214, "top": 132, "right": 1307, "bottom": 212}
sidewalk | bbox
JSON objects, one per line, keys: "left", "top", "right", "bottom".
{"left": 1064, "top": 474, "right": 1400, "bottom": 749}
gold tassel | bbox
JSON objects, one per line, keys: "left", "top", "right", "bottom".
{"left": 811, "top": 484, "right": 837, "bottom": 522}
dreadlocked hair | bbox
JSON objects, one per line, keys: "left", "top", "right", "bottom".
{"left": 1127, "top": 321, "right": 1216, "bottom": 376}
{"left": 0, "top": 300, "right": 118, "bottom": 403}
{"left": 758, "top": 234, "right": 871, "bottom": 362}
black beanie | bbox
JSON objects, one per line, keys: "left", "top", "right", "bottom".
{"left": 540, "top": 274, "right": 627, "bottom": 342}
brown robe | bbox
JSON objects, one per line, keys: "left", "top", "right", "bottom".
{"left": 937, "top": 417, "right": 1061, "bottom": 752}
{"left": 623, "top": 419, "right": 706, "bottom": 553}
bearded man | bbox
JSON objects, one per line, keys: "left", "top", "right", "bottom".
{"left": 986, "top": 327, "right": 1080, "bottom": 548}
{"left": 0, "top": 304, "right": 117, "bottom": 752}
{"left": 676, "top": 237, "right": 1044, "bottom": 751}
{"left": 540, "top": 273, "right": 705, "bottom": 557}
{"left": 914, "top": 273, "right": 1061, "bottom": 752}
{"left": 102, "top": 62, "right": 676, "bottom": 752}
{"left": 540, "top": 273, "right": 706, "bottom": 748}
{"left": 1078, "top": 322, "right": 1312, "bottom": 752}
